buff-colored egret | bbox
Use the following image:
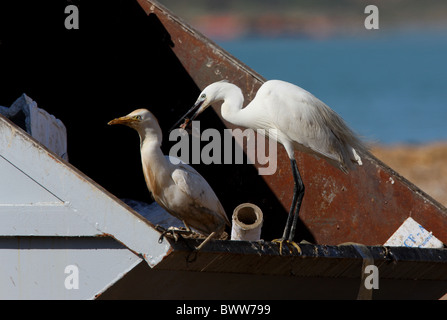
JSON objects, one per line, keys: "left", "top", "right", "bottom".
{"left": 108, "top": 109, "right": 230, "bottom": 251}
{"left": 175, "top": 80, "right": 366, "bottom": 253}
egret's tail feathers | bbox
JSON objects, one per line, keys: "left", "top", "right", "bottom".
{"left": 336, "top": 146, "right": 362, "bottom": 174}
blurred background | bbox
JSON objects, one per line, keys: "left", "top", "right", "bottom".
{"left": 159, "top": 0, "right": 447, "bottom": 206}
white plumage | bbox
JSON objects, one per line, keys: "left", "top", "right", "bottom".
{"left": 178, "top": 79, "right": 367, "bottom": 253}
{"left": 109, "top": 109, "right": 230, "bottom": 250}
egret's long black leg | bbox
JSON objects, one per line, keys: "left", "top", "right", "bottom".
{"left": 272, "top": 158, "right": 304, "bottom": 255}
{"left": 288, "top": 159, "right": 305, "bottom": 241}
{"left": 281, "top": 183, "right": 298, "bottom": 240}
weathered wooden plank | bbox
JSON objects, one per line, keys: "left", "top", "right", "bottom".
{"left": 0, "top": 237, "right": 142, "bottom": 300}
{"left": 0, "top": 114, "right": 170, "bottom": 267}
{"left": 0, "top": 204, "right": 99, "bottom": 236}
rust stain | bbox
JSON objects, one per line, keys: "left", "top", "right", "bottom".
{"left": 95, "top": 232, "right": 114, "bottom": 238}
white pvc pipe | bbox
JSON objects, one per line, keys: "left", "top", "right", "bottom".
{"left": 231, "top": 203, "right": 263, "bottom": 241}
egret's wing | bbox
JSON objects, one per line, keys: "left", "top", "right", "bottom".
{"left": 171, "top": 164, "right": 230, "bottom": 226}
{"left": 261, "top": 80, "right": 364, "bottom": 170}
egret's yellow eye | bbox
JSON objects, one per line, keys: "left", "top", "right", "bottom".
{"left": 200, "top": 94, "right": 206, "bottom": 99}
{"left": 133, "top": 115, "right": 142, "bottom": 120}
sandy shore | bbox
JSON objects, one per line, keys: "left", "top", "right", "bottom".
{"left": 371, "top": 142, "right": 447, "bottom": 208}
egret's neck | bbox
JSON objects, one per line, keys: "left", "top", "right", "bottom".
{"left": 140, "top": 134, "right": 165, "bottom": 167}
{"left": 137, "top": 124, "right": 162, "bottom": 148}
{"left": 139, "top": 128, "right": 171, "bottom": 189}
{"left": 219, "top": 85, "right": 253, "bottom": 128}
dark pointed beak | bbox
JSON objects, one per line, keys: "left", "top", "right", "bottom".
{"left": 170, "top": 99, "right": 204, "bottom": 132}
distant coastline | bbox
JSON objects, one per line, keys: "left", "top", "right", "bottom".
{"left": 189, "top": 13, "right": 447, "bottom": 41}
{"left": 372, "top": 142, "right": 447, "bottom": 207}
{"left": 158, "top": 0, "right": 447, "bottom": 41}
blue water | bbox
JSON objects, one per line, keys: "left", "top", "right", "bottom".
{"left": 218, "top": 31, "right": 447, "bottom": 144}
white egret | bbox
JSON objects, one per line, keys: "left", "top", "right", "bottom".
{"left": 108, "top": 109, "right": 230, "bottom": 251}
{"left": 175, "top": 80, "right": 366, "bottom": 253}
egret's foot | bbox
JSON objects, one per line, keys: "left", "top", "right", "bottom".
{"left": 272, "top": 238, "right": 302, "bottom": 255}
{"left": 155, "top": 225, "right": 194, "bottom": 243}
